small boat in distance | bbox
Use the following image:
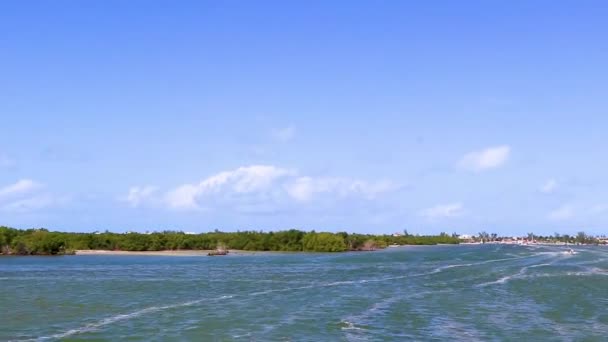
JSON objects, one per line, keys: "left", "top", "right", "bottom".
{"left": 208, "top": 243, "right": 229, "bottom": 256}
{"left": 208, "top": 250, "right": 228, "bottom": 256}
{"left": 563, "top": 248, "right": 577, "bottom": 255}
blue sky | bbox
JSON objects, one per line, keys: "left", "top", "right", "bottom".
{"left": 1, "top": 1, "right": 607, "bottom": 236}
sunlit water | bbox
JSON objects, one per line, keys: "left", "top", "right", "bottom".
{"left": 2, "top": 245, "right": 608, "bottom": 341}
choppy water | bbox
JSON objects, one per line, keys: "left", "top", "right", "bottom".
{"left": 2, "top": 245, "right": 608, "bottom": 341}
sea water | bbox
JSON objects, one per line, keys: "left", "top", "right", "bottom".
{"left": 1, "top": 245, "right": 607, "bottom": 341}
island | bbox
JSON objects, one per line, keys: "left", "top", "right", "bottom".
{"left": 0, "top": 226, "right": 459, "bottom": 255}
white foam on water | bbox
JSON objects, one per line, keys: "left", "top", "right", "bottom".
{"left": 21, "top": 253, "right": 563, "bottom": 341}
{"left": 341, "top": 288, "right": 455, "bottom": 336}
{"left": 430, "top": 316, "right": 486, "bottom": 342}
{"left": 364, "top": 256, "right": 531, "bottom": 284}
{"left": 476, "top": 263, "right": 553, "bottom": 287}
{"left": 249, "top": 284, "right": 318, "bottom": 296}
{"left": 247, "top": 280, "right": 366, "bottom": 297}
{"left": 587, "top": 267, "right": 608, "bottom": 274}
{"left": 573, "top": 258, "right": 608, "bottom": 266}
{"left": 483, "top": 296, "right": 572, "bottom": 338}
{"left": 340, "top": 320, "right": 365, "bottom": 331}
{"left": 522, "top": 270, "right": 608, "bottom": 279}
{"left": 427, "top": 254, "right": 538, "bottom": 275}
{"left": 323, "top": 280, "right": 357, "bottom": 286}
{"left": 343, "top": 296, "right": 399, "bottom": 326}
{"left": 529, "top": 251, "right": 565, "bottom": 258}
{"left": 478, "top": 275, "right": 512, "bottom": 286}
{"left": 231, "top": 332, "right": 252, "bottom": 338}
{"left": 564, "top": 268, "right": 608, "bottom": 277}
{"left": 20, "top": 295, "right": 230, "bottom": 341}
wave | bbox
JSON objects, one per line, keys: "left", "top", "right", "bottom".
{"left": 548, "top": 267, "right": 608, "bottom": 278}
{"left": 479, "top": 266, "right": 608, "bottom": 287}
{"left": 339, "top": 320, "right": 366, "bottom": 331}
{"left": 21, "top": 254, "right": 566, "bottom": 341}
{"left": 428, "top": 254, "right": 543, "bottom": 275}
{"left": 342, "top": 288, "right": 454, "bottom": 326}
{"left": 18, "top": 295, "right": 233, "bottom": 342}
{"left": 475, "top": 263, "right": 553, "bottom": 287}
{"left": 429, "top": 316, "right": 486, "bottom": 341}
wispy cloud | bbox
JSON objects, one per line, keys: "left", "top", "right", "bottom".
{"left": 122, "top": 186, "right": 159, "bottom": 208}
{"left": 285, "top": 177, "right": 396, "bottom": 202}
{"left": 165, "top": 165, "right": 293, "bottom": 210}
{"left": 126, "top": 165, "right": 397, "bottom": 212}
{"left": 458, "top": 145, "right": 510, "bottom": 172}
{"left": 540, "top": 179, "right": 558, "bottom": 194}
{"left": 0, "top": 179, "right": 40, "bottom": 199}
{"left": 0, "top": 179, "right": 66, "bottom": 213}
{"left": 1, "top": 194, "right": 67, "bottom": 213}
{"left": 420, "top": 202, "right": 464, "bottom": 219}
{"left": 272, "top": 125, "right": 296, "bottom": 143}
{"left": 547, "top": 205, "right": 574, "bottom": 221}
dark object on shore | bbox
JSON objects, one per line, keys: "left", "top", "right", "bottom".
{"left": 356, "top": 240, "right": 378, "bottom": 251}
{"left": 208, "top": 250, "right": 228, "bottom": 256}
{"left": 208, "top": 242, "right": 228, "bottom": 256}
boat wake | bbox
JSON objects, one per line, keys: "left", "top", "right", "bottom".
{"left": 339, "top": 320, "right": 366, "bottom": 331}
{"left": 22, "top": 253, "right": 554, "bottom": 341}
{"left": 476, "top": 263, "right": 553, "bottom": 287}
{"left": 19, "top": 295, "right": 234, "bottom": 342}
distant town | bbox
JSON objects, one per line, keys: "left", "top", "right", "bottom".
{"left": 443, "top": 231, "right": 607, "bottom": 245}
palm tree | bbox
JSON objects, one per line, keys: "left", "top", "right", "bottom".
{"left": 478, "top": 231, "right": 489, "bottom": 243}
{"left": 553, "top": 232, "right": 561, "bottom": 242}
{"left": 576, "top": 231, "right": 588, "bottom": 244}
{"left": 527, "top": 232, "right": 535, "bottom": 242}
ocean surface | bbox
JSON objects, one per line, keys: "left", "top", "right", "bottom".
{"left": 1, "top": 245, "right": 607, "bottom": 341}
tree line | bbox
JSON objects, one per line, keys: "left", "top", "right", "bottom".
{"left": 0, "top": 226, "right": 459, "bottom": 255}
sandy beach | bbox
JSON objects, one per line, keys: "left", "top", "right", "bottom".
{"left": 74, "top": 249, "right": 273, "bottom": 256}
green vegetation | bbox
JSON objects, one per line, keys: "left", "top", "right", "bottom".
{"left": 0, "top": 226, "right": 459, "bottom": 255}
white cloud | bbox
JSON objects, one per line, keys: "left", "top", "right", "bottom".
{"left": 284, "top": 177, "right": 317, "bottom": 201}
{"left": 0, "top": 179, "right": 66, "bottom": 213}
{"left": 0, "top": 179, "right": 40, "bottom": 199}
{"left": 285, "top": 177, "right": 395, "bottom": 202}
{"left": 0, "top": 194, "right": 64, "bottom": 213}
{"left": 272, "top": 125, "right": 296, "bottom": 142}
{"left": 540, "top": 179, "right": 558, "bottom": 194}
{"left": 420, "top": 203, "right": 464, "bottom": 219}
{"left": 123, "top": 186, "right": 158, "bottom": 208}
{"left": 165, "top": 184, "right": 201, "bottom": 210}
{"left": 547, "top": 205, "right": 574, "bottom": 221}
{"left": 158, "top": 165, "right": 397, "bottom": 211}
{"left": 458, "top": 145, "right": 510, "bottom": 172}
{"left": 165, "top": 165, "right": 293, "bottom": 210}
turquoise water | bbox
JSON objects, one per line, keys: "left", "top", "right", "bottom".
{"left": 1, "top": 245, "right": 607, "bottom": 341}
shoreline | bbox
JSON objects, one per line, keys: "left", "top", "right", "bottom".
{"left": 74, "top": 245, "right": 450, "bottom": 256}
{"left": 74, "top": 249, "right": 271, "bottom": 256}
{"left": 4, "top": 243, "right": 598, "bottom": 257}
